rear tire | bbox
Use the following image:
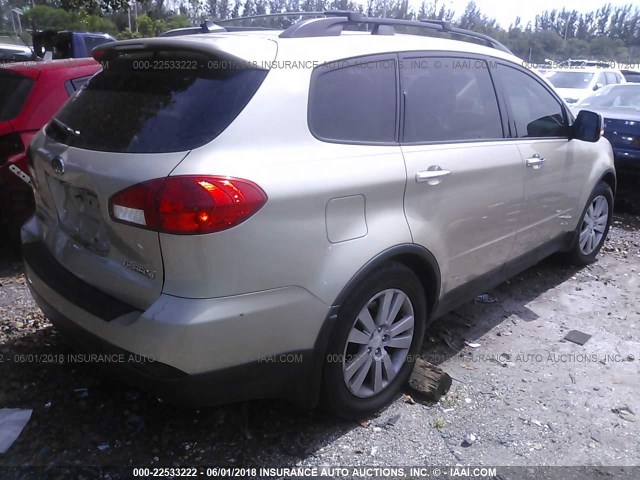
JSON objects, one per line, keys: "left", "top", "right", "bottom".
{"left": 564, "top": 181, "right": 613, "bottom": 266}
{"left": 322, "top": 262, "right": 426, "bottom": 420}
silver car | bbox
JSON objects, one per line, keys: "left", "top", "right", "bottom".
{"left": 22, "top": 13, "right": 615, "bottom": 419}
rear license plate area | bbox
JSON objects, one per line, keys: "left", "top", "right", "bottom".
{"left": 46, "top": 175, "right": 110, "bottom": 254}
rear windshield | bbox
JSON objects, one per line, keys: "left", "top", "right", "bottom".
{"left": 546, "top": 72, "right": 594, "bottom": 89}
{"left": 623, "top": 72, "right": 640, "bottom": 83}
{"left": 0, "top": 71, "right": 34, "bottom": 121}
{"left": 46, "top": 51, "right": 268, "bottom": 153}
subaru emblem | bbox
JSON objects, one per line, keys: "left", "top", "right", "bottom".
{"left": 51, "top": 156, "right": 65, "bottom": 175}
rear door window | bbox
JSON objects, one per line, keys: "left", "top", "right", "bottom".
{"left": 0, "top": 71, "right": 34, "bottom": 121}
{"left": 46, "top": 50, "right": 268, "bottom": 153}
{"left": 401, "top": 57, "right": 503, "bottom": 143}
{"left": 605, "top": 72, "right": 618, "bottom": 85}
{"left": 308, "top": 55, "right": 398, "bottom": 143}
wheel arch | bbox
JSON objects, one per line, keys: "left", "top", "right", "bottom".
{"left": 332, "top": 244, "right": 441, "bottom": 320}
{"left": 600, "top": 168, "right": 616, "bottom": 196}
{"left": 305, "top": 244, "right": 442, "bottom": 408}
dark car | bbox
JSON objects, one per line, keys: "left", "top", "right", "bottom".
{"left": 573, "top": 84, "right": 640, "bottom": 181}
{"left": 0, "top": 58, "right": 101, "bottom": 240}
{"left": 32, "top": 31, "right": 115, "bottom": 59}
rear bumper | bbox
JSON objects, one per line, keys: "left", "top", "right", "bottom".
{"left": 22, "top": 239, "right": 332, "bottom": 407}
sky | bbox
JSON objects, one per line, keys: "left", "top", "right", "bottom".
{"left": 415, "top": 0, "right": 639, "bottom": 29}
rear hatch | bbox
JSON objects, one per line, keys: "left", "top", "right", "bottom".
{"left": 29, "top": 37, "right": 274, "bottom": 310}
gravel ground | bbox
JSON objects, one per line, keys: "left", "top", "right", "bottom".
{"left": 0, "top": 195, "right": 639, "bottom": 474}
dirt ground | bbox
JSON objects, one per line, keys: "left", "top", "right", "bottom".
{"left": 0, "top": 190, "right": 639, "bottom": 476}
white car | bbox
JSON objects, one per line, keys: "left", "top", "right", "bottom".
{"left": 545, "top": 67, "right": 626, "bottom": 105}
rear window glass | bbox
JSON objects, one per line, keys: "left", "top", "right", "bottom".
{"left": 0, "top": 71, "right": 34, "bottom": 121}
{"left": 46, "top": 51, "right": 268, "bottom": 153}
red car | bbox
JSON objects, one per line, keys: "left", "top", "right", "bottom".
{"left": 0, "top": 58, "right": 101, "bottom": 240}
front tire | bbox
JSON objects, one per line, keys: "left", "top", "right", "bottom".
{"left": 322, "top": 262, "right": 426, "bottom": 419}
{"left": 565, "top": 181, "right": 613, "bottom": 265}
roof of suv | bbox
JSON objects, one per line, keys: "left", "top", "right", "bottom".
{"left": 96, "top": 29, "right": 523, "bottom": 68}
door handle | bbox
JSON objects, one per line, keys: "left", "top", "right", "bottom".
{"left": 526, "top": 154, "right": 546, "bottom": 169}
{"left": 416, "top": 168, "right": 451, "bottom": 183}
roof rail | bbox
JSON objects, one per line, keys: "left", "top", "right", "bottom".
{"left": 159, "top": 20, "right": 225, "bottom": 37}
{"left": 279, "top": 11, "right": 512, "bottom": 54}
{"left": 158, "top": 11, "right": 512, "bottom": 54}
{"left": 216, "top": 11, "right": 326, "bottom": 24}
{"left": 160, "top": 12, "right": 328, "bottom": 36}
{"left": 160, "top": 11, "right": 363, "bottom": 35}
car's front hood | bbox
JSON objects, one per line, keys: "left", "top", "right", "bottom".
{"left": 572, "top": 107, "right": 640, "bottom": 122}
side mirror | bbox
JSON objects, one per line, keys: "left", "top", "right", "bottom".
{"left": 593, "top": 82, "right": 604, "bottom": 91}
{"left": 572, "top": 110, "right": 603, "bottom": 142}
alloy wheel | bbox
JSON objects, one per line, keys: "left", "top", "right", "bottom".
{"left": 579, "top": 195, "right": 609, "bottom": 255}
{"left": 342, "top": 289, "right": 415, "bottom": 398}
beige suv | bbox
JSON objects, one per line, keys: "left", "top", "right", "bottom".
{"left": 22, "top": 12, "right": 615, "bottom": 419}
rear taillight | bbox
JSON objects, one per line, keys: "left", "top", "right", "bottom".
{"left": 108, "top": 176, "right": 267, "bottom": 235}
{"left": 0, "top": 133, "right": 24, "bottom": 166}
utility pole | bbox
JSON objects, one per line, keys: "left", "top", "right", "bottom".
{"left": 10, "top": 8, "right": 23, "bottom": 36}
{"left": 383, "top": 0, "right": 387, "bottom": 18}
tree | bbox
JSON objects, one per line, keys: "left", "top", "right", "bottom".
{"left": 455, "top": 1, "right": 500, "bottom": 36}
{"left": 136, "top": 13, "right": 158, "bottom": 35}
{"left": 24, "top": 5, "right": 117, "bottom": 33}
{"left": 58, "top": 0, "right": 131, "bottom": 14}
{"left": 241, "top": 0, "right": 256, "bottom": 17}
{"left": 7, "top": 0, "right": 639, "bottom": 62}
{"left": 217, "top": 0, "right": 230, "bottom": 19}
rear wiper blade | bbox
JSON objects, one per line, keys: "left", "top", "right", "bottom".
{"left": 51, "top": 118, "right": 80, "bottom": 137}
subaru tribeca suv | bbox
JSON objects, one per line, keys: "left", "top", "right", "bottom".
{"left": 22, "top": 12, "right": 615, "bottom": 419}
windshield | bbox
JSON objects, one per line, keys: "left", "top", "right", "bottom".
{"left": 577, "top": 85, "right": 640, "bottom": 109}
{"left": 0, "top": 71, "right": 34, "bottom": 121}
{"left": 547, "top": 71, "right": 594, "bottom": 89}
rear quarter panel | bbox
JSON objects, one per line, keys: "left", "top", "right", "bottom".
{"left": 164, "top": 66, "right": 413, "bottom": 305}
